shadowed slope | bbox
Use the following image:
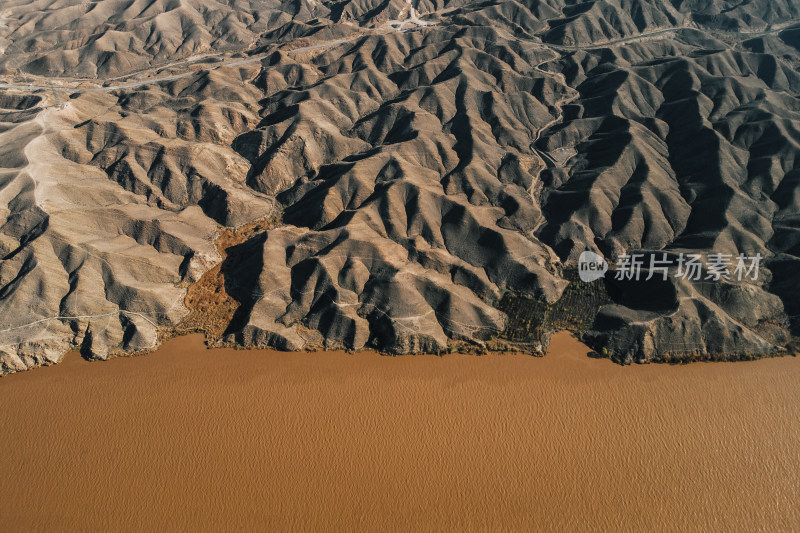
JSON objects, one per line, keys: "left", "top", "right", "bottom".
{"left": 2, "top": 0, "right": 800, "bottom": 371}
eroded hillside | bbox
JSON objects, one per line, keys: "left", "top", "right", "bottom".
{"left": 1, "top": 0, "right": 799, "bottom": 371}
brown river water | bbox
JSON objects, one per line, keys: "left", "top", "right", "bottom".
{"left": 1, "top": 332, "right": 799, "bottom": 531}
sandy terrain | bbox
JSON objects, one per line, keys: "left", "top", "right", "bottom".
{"left": 1, "top": 332, "right": 798, "bottom": 531}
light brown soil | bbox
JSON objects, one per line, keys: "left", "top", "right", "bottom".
{"left": 1, "top": 332, "right": 799, "bottom": 531}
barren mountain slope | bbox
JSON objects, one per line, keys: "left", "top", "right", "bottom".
{"left": 1, "top": 0, "right": 800, "bottom": 372}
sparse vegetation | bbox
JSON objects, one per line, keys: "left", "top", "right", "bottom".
{"left": 166, "top": 213, "right": 282, "bottom": 343}
{"left": 495, "top": 270, "right": 611, "bottom": 350}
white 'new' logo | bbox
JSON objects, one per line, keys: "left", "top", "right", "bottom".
{"left": 578, "top": 251, "right": 608, "bottom": 282}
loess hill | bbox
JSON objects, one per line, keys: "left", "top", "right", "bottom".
{"left": 1, "top": 0, "right": 800, "bottom": 372}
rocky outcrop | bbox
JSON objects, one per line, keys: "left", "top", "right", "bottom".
{"left": 585, "top": 275, "right": 790, "bottom": 363}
